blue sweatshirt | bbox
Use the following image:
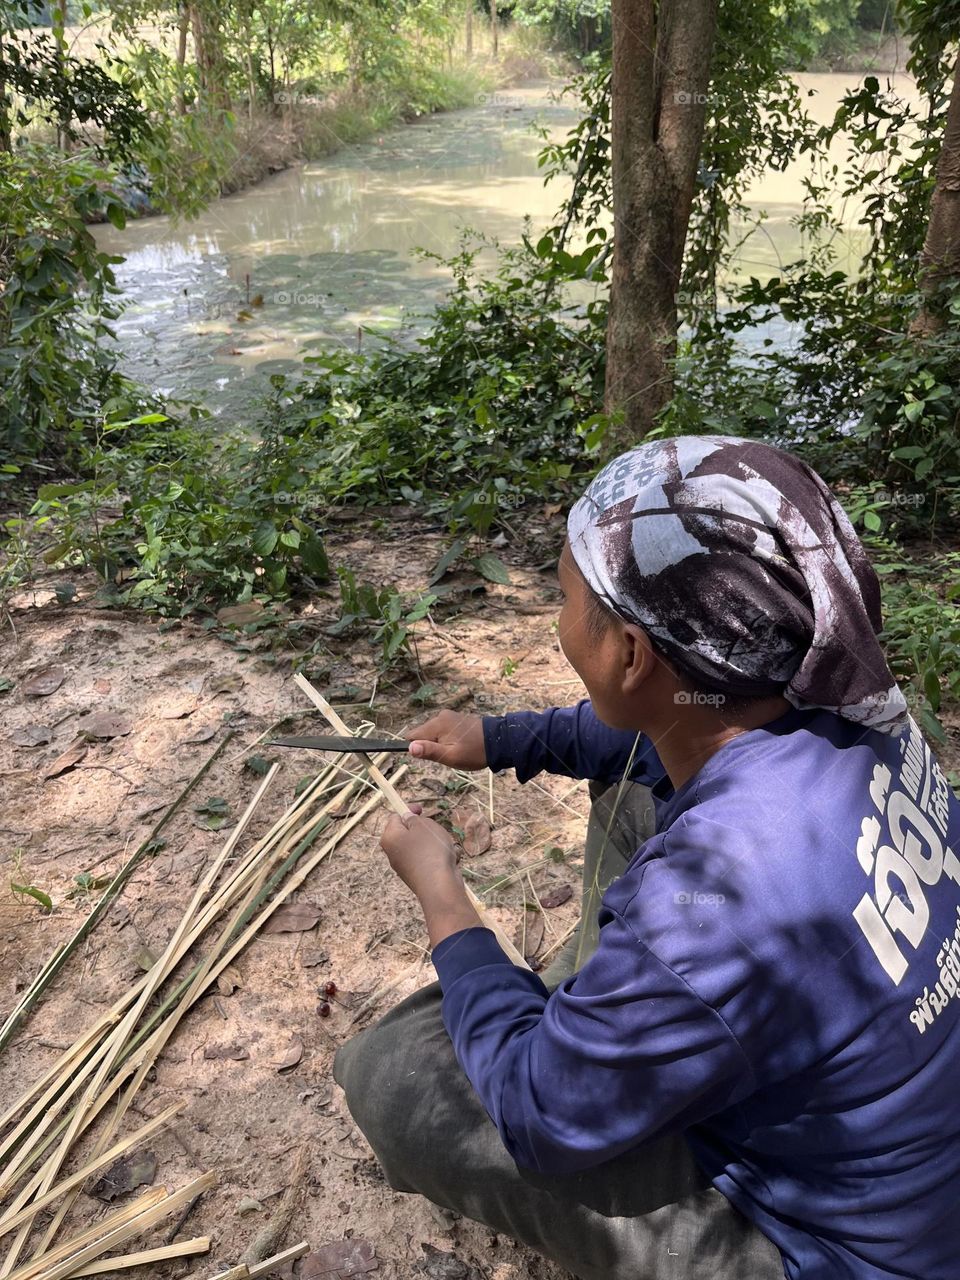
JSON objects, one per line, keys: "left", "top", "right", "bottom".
{"left": 431, "top": 699, "right": 960, "bottom": 1280}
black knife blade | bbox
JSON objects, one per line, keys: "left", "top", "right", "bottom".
{"left": 268, "top": 735, "right": 410, "bottom": 753}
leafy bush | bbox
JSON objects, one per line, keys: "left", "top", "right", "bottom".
{"left": 0, "top": 147, "right": 151, "bottom": 463}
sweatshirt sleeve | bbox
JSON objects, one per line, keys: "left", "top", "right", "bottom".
{"left": 481, "top": 699, "right": 667, "bottom": 787}
{"left": 430, "top": 909, "right": 756, "bottom": 1176}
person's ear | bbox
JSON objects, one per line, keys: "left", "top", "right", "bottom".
{"left": 620, "top": 622, "right": 656, "bottom": 694}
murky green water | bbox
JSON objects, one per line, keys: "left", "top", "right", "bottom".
{"left": 93, "top": 73, "right": 919, "bottom": 419}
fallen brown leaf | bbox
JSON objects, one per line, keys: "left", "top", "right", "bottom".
{"left": 43, "top": 736, "right": 88, "bottom": 780}
{"left": 262, "top": 903, "right": 321, "bottom": 934}
{"left": 515, "top": 910, "right": 544, "bottom": 963}
{"left": 217, "top": 602, "right": 264, "bottom": 626}
{"left": 203, "top": 1042, "right": 249, "bottom": 1061}
{"left": 540, "top": 884, "right": 573, "bottom": 909}
{"left": 23, "top": 665, "right": 65, "bottom": 697}
{"left": 78, "top": 711, "right": 132, "bottom": 739}
{"left": 302, "top": 1238, "right": 379, "bottom": 1278}
{"left": 276, "top": 1034, "right": 304, "bottom": 1072}
{"left": 90, "top": 1151, "right": 158, "bottom": 1202}
{"left": 461, "top": 812, "right": 491, "bottom": 857}
{"left": 216, "top": 964, "right": 243, "bottom": 996}
{"left": 11, "top": 724, "right": 53, "bottom": 747}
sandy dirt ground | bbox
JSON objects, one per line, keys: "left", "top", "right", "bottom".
{"left": 0, "top": 509, "right": 589, "bottom": 1280}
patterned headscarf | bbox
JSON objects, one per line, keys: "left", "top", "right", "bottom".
{"left": 567, "top": 435, "right": 908, "bottom": 735}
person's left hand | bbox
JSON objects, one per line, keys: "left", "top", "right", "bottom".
{"left": 380, "top": 803, "right": 462, "bottom": 901}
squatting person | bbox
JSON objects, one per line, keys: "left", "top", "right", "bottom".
{"left": 332, "top": 435, "right": 960, "bottom": 1280}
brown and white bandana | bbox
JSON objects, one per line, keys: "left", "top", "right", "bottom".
{"left": 566, "top": 435, "right": 909, "bottom": 735}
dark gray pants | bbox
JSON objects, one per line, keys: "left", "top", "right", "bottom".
{"left": 333, "top": 780, "right": 785, "bottom": 1280}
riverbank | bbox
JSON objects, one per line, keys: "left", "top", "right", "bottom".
{"left": 103, "top": 30, "right": 573, "bottom": 221}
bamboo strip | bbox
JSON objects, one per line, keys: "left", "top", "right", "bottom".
{"left": 9, "top": 1174, "right": 215, "bottom": 1280}
{"left": 293, "top": 674, "right": 530, "bottom": 969}
{"left": 66, "top": 1236, "right": 210, "bottom": 1277}
{"left": 4, "top": 1189, "right": 168, "bottom": 1280}
{"left": 2, "top": 751, "right": 403, "bottom": 1271}
{"left": 1, "top": 752, "right": 384, "bottom": 1205}
{"left": 10, "top": 763, "right": 402, "bottom": 1261}
{"left": 12, "top": 771, "right": 282, "bottom": 1270}
{"left": 0, "top": 1103, "right": 184, "bottom": 1238}
{"left": 248, "top": 1242, "right": 309, "bottom": 1276}
{"left": 0, "top": 736, "right": 235, "bottom": 1055}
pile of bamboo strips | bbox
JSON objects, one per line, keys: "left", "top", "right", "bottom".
{"left": 0, "top": 684, "right": 410, "bottom": 1280}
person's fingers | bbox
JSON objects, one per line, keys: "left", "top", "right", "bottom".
{"left": 402, "top": 716, "right": 441, "bottom": 742}
{"left": 408, "top": 738, "right": 453, "bottom": 762}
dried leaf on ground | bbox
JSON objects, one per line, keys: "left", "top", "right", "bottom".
{"left": 450, "top": 805, "right": 491, "bottom": 857}
{"left": 515, "top": 911, "right": 544, "bottom": 962}
{"left": 301, "top": 948, "right": 329, "bottom": 968}
{"left": 217, "top": 964, "right": 243, "bottom": 995}
{"left": 302, "top": 1239, "right": 379, "bottom": 1278}
{"left": 78, "top": 711, "right": 133, "bottom": 739}
{"left": 11, "top": 724, "right": 53, "bottom": 747}
{"left": 539, "top": 884, "right": 573, "bottom": 909}
{"left": 276, "top": 1034, "right": 303, "bottom": 1072}
{"left": 23, "top": 665, "right": 65, "bottom": 697}
{"left": 263, "top": 903, "right": 321, "bottom": 934}
{"left": 208, "top": 672, "right": 244, "bottom": 696}
{"left": 203, "top": 1042, "right": 249, "bottom": 1061}
{"left": 90, "top": 1150, "right": 158, "bottom": 1202}
{"left": 185, "top": 724, "right": 218, "bottom": 744}
{"left": 160, "top": 697, "right": 197, "bottom": 720}
{"left": 416, "top": 1245, "right": 481, "bottom": 1280}
{"left": 217, "top": 602, "right": 264, "bottom": 626}
{"left": 43, "top": 736, "right": 87, "bottom": 779}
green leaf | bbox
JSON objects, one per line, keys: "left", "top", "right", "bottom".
{"left": 429, "top": 537, "right": 468, "bottom": 585}
{"left": 279, "top": 529, "right": 301, "bottom": 550}
{"left": 474, "top": 554, "right": 511, "bottom": 584}
{"left": 251, "top": 522, "right": 279, "bottom": 557}
{"left": 12, "top": 883, "right": 53, "bottom": 912}
{"left": 863, "top": 510, "right": 882, "bottom": 532}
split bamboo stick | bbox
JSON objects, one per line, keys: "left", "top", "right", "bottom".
{"left": 293, "top": 673, "right": 529, "bottom": 969}
{"left": 1, "top": 741, "right": 405, "bottom": 1272}
{"left": 0, "top": 736, "right": 235, "bottom": 1055}
{"left": 66, "top": 1236, "right": 210, "bottom": 1277}
{"left": 8, "top": 1174, "right": 215, "bottom": 1280}
{"left": 0, "top": 1103, "right": 184, "bottom": 1238}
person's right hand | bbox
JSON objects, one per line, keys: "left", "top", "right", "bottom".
{"left": 403, "top": 710, "right": 488, "bottom": 770}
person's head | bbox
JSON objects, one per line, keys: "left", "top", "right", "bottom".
{"left": 559, "top": 435, "right": 909, "bottom": 742}
{"left": 556, "top": 537, "right": 780, "bottom": 735}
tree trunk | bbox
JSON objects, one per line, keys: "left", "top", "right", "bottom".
{"left": 0, "top": 30, "right": 12, "bottom": 153}
{"left": 465, "top": 2, "right": 473, "bottom": 57}
{"left": 189, "top": 2, "right": 231, "bottom": 111}
{"left": 490, "top": 0, "right": 498, "bottom": 58}
{"left": 603, "top": 0, "right": 718, "bottom": 451}
{"left": 911, "top": 48, "right": 960, "bottom": 336}
{"left": 176, "top": 4, "right": 189, "bottom": 116}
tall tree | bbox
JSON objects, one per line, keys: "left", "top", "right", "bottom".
{"left": 604, "top": 0, "right": 718, "bottom": 448}
{"left": 913, "top": 45, "right": 960, "bottom": 334}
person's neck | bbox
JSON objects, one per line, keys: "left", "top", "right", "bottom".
{"left": 646, "top": 695, "right": 792, "bottom": 791}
